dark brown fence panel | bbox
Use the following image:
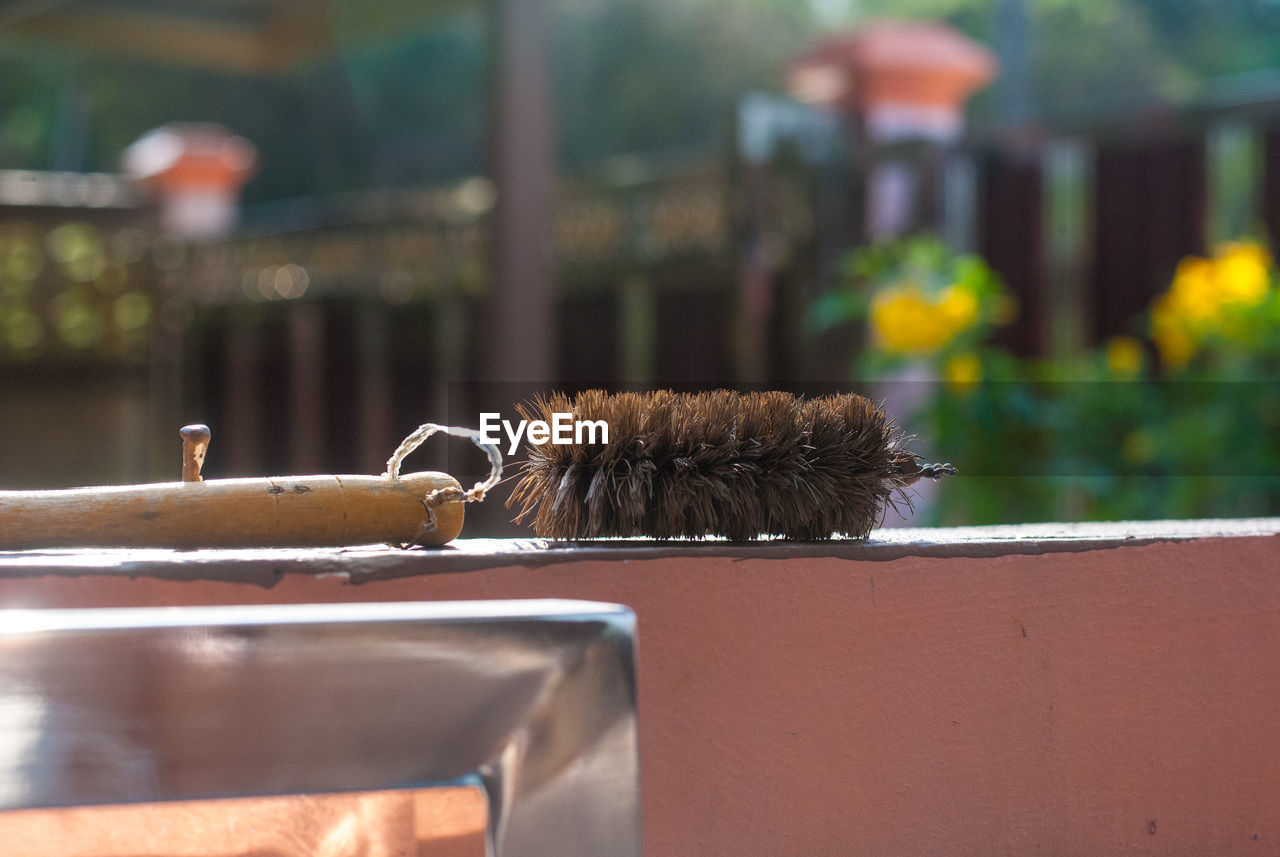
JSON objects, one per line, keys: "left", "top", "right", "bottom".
{"left": 557, "top": 292, "right": 620, "bottom": 388}
{"left": 1091, "top": 139, "right": 1206, "bottom": 344}
{"left": 654, "top": 280, "right": 734, "bottom": 387}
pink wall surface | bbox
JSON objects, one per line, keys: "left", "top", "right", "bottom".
{"left": 2, "top": 530, "right": 1278, "bottom": 855}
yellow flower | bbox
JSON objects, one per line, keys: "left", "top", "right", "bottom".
{"left": 937, "top": 285, "right": 979, "bottom": 333}
{"left": 869, "top": 286, "right": 952, "bottom": 355}
{"left": 1105, "top": 336, "right": 1144, "bottom": 378}
{"left": 943, "top": 352, "right": 982, "bottom": 392}
{"left": 1168, "top": 257, "right": 1218, "bottom": 322}
{"left": 1151, "top": 281, "right": 1201, "bottom": 368}
{"left": 869, "top": 280, "right": 991, "bottom": 356}
{"left": 1213, "top": 242, "right": 1270, "bottom": 306}
{"left": 1166, "top": 243, "right": 1270, "bottom": 322}
{"left": 1149, "top": 241, "right": 1272, "bottom": 365}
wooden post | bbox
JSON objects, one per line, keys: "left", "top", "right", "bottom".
{"left": 356, "top": 302, "right": 394, "bottom": 476}
{"left": 224, "top": 316, "right": 262, "bottom": 476}
{"left": 1042, "top": 138, "right": 1092, "bottom": 361}
{"left": 619, "top": 276, "right": 656, "bottom": 386}
{"left": 486, "top": 0, "right": 555, "bottom": 385}
{"left": 147, "top": 285, "right": 186, "bottom": 482}
{"left": 431, "top": 295, "right": 468, "bottom": 437}
{"left": 288, "top": 303, "right": 324, "bottom": 474}
{"left": 1206, "top": 120, "right": 1262, "bottom": 246}
{"left": 942, "top": 151, "right": 977, "bottom": 253}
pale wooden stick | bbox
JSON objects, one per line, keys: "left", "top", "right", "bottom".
{"left": 0, "top": 472, "right": 465, "bottom": 550}
{"left": 0, "top": 420, "right": 501, "bottom": 550}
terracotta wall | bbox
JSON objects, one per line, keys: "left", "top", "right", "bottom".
{"left": 2, "top": 532, "right": 1278, "bottom": 855}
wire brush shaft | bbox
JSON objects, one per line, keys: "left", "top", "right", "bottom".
{"left": 507, "top": 390, "right": 953, "bottom": 540}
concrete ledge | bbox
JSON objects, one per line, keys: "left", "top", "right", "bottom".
{"left": 0, "top": 518, "right": 1275, "bottom": 585}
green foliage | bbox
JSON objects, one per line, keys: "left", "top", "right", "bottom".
{"left": 553, "top": 0, "right": 814, "bottom": 167}
{"left": 917, "top": 353, "right": 1280, "bottom": 524}
{"left": 6, "top": 0, "right": 1280, "bottom": 197}
{"left": 880, "top": 239, "right": 1280, "bottom": 525}
{"left": 0, "top": 49, "right": 68, "bottom": 168}
{"left": 0, "top": 0, "right": 818, "bottom": 199}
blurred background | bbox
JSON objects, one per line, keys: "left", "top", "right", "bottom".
{"left": 1, "top": 0, "right": 1278, "bottom": 533}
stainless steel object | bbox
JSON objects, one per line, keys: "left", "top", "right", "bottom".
{"left": 0, "top": 599, "right": 641, "bottom": 857}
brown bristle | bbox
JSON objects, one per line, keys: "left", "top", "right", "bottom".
{"left": 505, "top": 390, "right": 929, "bottom": 540}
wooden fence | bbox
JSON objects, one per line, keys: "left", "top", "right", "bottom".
{"left": 3, "top": 93, "right": 1280, "bottom": 512}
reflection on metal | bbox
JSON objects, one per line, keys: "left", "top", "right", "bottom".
{"left": 0, "top": 600, "right": 641, "bottom": 857}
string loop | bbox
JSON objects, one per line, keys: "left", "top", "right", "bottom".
{"left": 384, "top": 423, "right": 503, "bottom": 507}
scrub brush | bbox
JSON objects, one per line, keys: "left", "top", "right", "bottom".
{"left": 507, "top": 390, "right": 954, "bottom": 540}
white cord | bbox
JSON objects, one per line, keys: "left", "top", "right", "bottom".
{"left": 383, "top": 423, "right": 503, "bottom": 505}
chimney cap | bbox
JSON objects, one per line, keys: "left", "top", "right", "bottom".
{"left": 123, "top": 123, "right": 257, "bottom": 189}
{"left": 787, "top": 20, "right": 998, "bottom": 118}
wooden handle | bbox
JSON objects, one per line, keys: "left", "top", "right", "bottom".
{"left": 0, "top": 472, "right": 465, "bottom": 550}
